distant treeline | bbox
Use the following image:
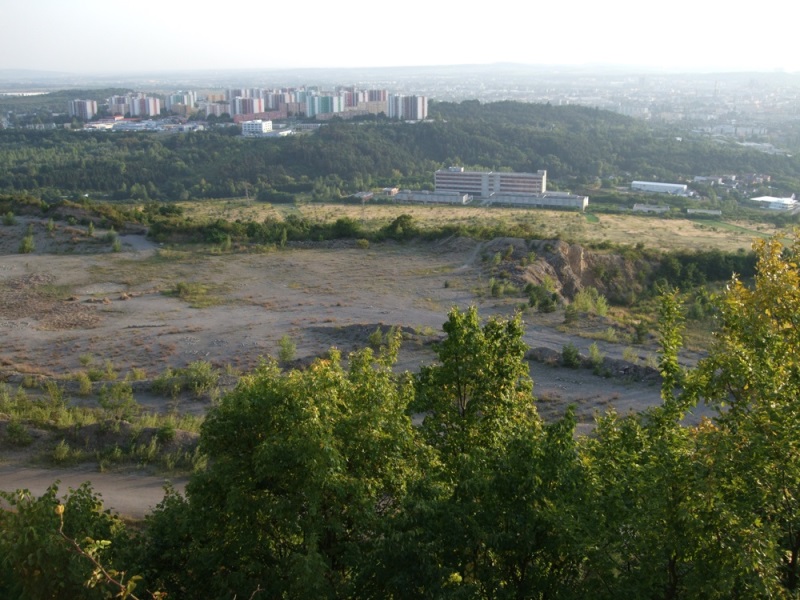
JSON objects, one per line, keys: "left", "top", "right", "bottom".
{"left": 2, "top": 100, "right": 799, "bottom": 203}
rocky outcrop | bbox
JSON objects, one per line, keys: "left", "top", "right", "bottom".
{"left": 481, "top": 238, "right": 655, "bottom": 305}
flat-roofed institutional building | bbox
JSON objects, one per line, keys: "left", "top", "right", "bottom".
{"left": 435, "top": 167, "right": 547, "bottom": 197}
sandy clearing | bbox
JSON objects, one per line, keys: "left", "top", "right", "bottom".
{"left": 0, "top": 227, "right": 701, "bottom": 516}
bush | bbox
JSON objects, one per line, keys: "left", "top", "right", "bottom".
{"left": 562, "top": 343, "right": 581, "bottom": 368}
{"left": 564, "top": 304, "right": 578, "bottom": 324}
{"left": 633, "top": 321, "right": 649, "bottom": 344}
{"left": 182, "top": 360, "right": 220, "bottom": 397}
{"left": 74, "top": 371, "right": 93, "bottom": 396}
{"left": 622, "top": 346, "right": 640, "bottom": 365}
{"left": 527, "top": 283, "right": 558, "bottom": 312}
{"left": 279, "top": 334, "right": 296, "bottom": 363}
{"left": 128, "top": 367, "right": 147, "bottom": 381}
{"left": 98, "top": 381, "right": 140, "bottom": 420}
{"left": 588, "top": 342, "right": 605, "bottom": 367}
{"left": 157, "top": 423, "right": 177, "bottom": 444}
{"left": 51, "top": 439, "right": 79, "bottom": 465}
{"left": 151, "top": 361, "right": 219, "bottom": 399}
{"left": 18, "top": 235, "right": 35, "bottom": 254}
{"left": 573, "top": 287, "right": 609, "bottom": 316}
{"left": 369, "top": 327, "right": 384, "bottom": 349}
{"left": 3, "top": 211, "right": 16, "bottom": 225}
{"left": 5, "top": 420, "right": 33, "bottom": 447}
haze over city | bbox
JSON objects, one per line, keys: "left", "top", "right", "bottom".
{"left": 2, "top": 0, "right": 798, "bottom": 75}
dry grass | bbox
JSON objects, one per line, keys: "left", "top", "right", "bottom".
{"left": 175, "top": 199, "right": 780, "bottom": 253}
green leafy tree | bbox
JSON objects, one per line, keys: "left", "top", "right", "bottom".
{"left": 395, "top": 307, "right": 591, "bottom": 598}
{"left": 685, "top": 236, "right": 800, "bottom": 594}
{"left": 0, "top": 483, "right": 137, "bottom": 599}
{"left": 417, "top": 306, "right": 534, "bottom": 462}
{"left": 145, "top": 336, "right": 421, "bottom": 598}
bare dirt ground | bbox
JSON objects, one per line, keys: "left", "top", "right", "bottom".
{"left": 0, "top": 216, "right": 709, "bottom": 517}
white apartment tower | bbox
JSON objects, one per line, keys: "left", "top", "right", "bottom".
{"left": 67, "top": 99, "right": 98, "bottom": 120}
{"left": 387, "top": 95, "right": 428, "bottom": 120}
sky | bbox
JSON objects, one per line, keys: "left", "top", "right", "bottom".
{"left": 1, "top": 0, "right": 798, "bottom": 74}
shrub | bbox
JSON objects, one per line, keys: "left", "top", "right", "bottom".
{"left": 87, "top": 367, "right": 106, "bottom": 382}
{"left": 98, "top": 381, "right": 140, "bottom": 420}
{"left": 152, "top": 367, "right": 180, "bottom": 398}
{"left": 356, "top": 238, "right": 369, "bottom": 249}
{"left": 151, "top": 361, "right": 219, "bottom": 399}
{"left": 564, "top": 304, "right": 578, "bottom": 324}
{"left": 588, "top": 342, "right": 605, "bottom": 367}
{"left": 182, "top": 360, "right": 219, "bottom": 397}
{"left": 18, "top": 235, "right": 35, "bottom": 254}
{"left": 527, "top": 283, "right": 558, "bottom": 312}
{"left": 128, "top": 367, "right": 147, "bottom": 381}
{"left": 74, "top": 371, "right": 92, "bottom": 396}
{"left": 51, "top": 439, "right": 78, "bottom": 465}
{"left": 600, "top": 327, "right": 619, "bottom": 343}
{"left": 622, "top": 346, "right": 640, "bottom": 365}
{"left": 157, "top": 423, "right": 177, "bottom": 444}
{"left": 279, "top": 334, "right": 296, "bottom": 363}
{"left": 562, "top": 343, "right": 581, "bottom": 368}
{"left": 573, "top": 287, "right": 609, "bottom": 316}
{"left": 369, "top": 327, "right": 384, "bottom": 349}
{"left": 3, "top": 211, "right": 15, "bottom": 226}
{"left": 5, "top": 420, "right": 33, "bottom": 447}
{"left": 595, "top": 295, "right": 609, "bottom": 316}
{"left": 103, "top": 359, "right": 118, "bottom": 381}
{"left": 632, "top": 321, "right": 649, "bottom": 344}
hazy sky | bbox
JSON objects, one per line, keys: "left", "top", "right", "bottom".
{"left": 1, "top": 0, "right": 797, "bottom": 74}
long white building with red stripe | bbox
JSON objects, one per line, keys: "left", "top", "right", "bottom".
{"left": 434, "top": 167, "right": 547, "bottom": 197}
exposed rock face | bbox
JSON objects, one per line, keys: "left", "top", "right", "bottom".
{"left": 480, "top": 238, "right": 655, "bottom": 305}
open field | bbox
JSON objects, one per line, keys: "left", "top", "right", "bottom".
{"left": 176, "top": 198, "right": 780, "bottom": 252}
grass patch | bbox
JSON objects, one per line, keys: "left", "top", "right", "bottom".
{"left": 584, "top": 213, "right": 600, "bottom": 223}
{"left": 36, "top": 283, "right": 74, "bottom": 301}
{"left": 151, "top": 361, "right": 221, "bottom": 399}
{"left": 693, "top": 220, "right": 769, "bottom": 237}
{"left": 164, "top": 281, "right": 228, "bottom": 308}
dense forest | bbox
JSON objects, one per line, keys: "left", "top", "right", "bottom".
{"left": 2, "top": 237, "right": 800, "bottom": 599}
{"left": 2, "top": 100, "right": 799, "bottom": 203}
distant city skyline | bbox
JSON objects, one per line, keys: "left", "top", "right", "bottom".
{"left": 2, "top": 0, "right": 798, "bottom": 75}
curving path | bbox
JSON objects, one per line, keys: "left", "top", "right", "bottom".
{"left": 0, "top": 465, "right": 187, "bottom": 519}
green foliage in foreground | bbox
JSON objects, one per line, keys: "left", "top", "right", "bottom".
{"left": 6, "top": 236, "right": 800, "bottom": 598}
